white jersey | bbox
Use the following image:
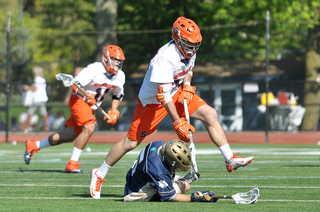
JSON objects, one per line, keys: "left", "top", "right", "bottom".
{"left": 73, "top": 62, "right": 125, "bottom": 110}
{"left": 138, "top": 40, "right": 196, "bottom": 106}
{"left": 33, "top": 76, "right": 48, "bottom": 103}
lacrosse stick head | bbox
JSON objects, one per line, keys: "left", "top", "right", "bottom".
{"left": 56, "top": 73, "right": 74, "bottom": 87}
{"left": 232, "top": 188, "right": 260, "bottom": 204}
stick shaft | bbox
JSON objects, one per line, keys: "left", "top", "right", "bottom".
{"left": 183, "top": 99, "right": 198, "bottom": 172}
{"left": 211, "top": 195, "right": 232, "bottom": 199}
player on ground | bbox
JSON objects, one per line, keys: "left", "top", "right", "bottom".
{"left": 90, "top": 17, "right": 254, "bottom": 198}
{"left": 24, "top": 45, "right": 126, "bottom": 173}
{"left": 93, "top": 139, "right": 218, "bottom": 202}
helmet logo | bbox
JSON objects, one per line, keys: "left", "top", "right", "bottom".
{"left": 174, "top": 27, "right": 179, "bottom": 35}
{"left": 103, "top": 48, "right": 108, "bottom": 55}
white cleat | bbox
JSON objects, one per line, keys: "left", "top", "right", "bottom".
{"left": 226, "top": 152, "right": 254, "bottom": 172}
{"left": 90, "top": 168, "right": 106, "bottom": 199}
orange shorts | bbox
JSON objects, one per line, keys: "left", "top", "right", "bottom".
{"left": 127, "top": 86, "right": 207, "bottom": 141}
{"left": 64, "top": 94, "right": 96, "bottom": 135}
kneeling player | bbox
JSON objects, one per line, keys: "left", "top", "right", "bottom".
{"left": 104, "top": 139, "right": 217, "bottom": 202}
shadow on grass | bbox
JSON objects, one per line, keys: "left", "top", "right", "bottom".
{"left": 72, "top": 193, "right": 124, "bottom": 200}
{"left": 18, "top": 167, "right": 65, "bottom": 173}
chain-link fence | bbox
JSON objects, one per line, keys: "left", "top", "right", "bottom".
{"left": 1, "top": 14, "right": 318, "bottom": 134}
{"left": 1, "top": 79, "right": 319, "bottom": 133}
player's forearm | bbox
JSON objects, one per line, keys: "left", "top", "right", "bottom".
{"left": 174, "top": 194, "right": 192, "bottom": 202}
{"left": 183, "top": 73, "right": 192, "bottom": 85}
{"left": 111, "top": 99, "right": 120, "bottom": 110}
{"left": 164, "top": 101, "right": 180, "bottom": 121}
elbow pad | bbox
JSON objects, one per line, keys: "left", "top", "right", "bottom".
{"left": 72, "top": 84, "right": 78, "bottom": 94}
{"left": 156, "top": 84, "right": 172, "bottom": 106}
{"left": 72, "top": 82, "right": 82, "bottom": 94}
{"left": 112, "top": 94, "right": 124, "bottom": 101}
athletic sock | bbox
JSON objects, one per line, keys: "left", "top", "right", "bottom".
{"left": 38, "top": 138, "right": 51, "bottom": 149}
{"left": 70, "top": 147, "right": 83, "bottom": 161}
{"left": 96, "top": 161, "right": 111, "bottom": 179}
{"left": 219, "top": 143, "right": 234, "bottom": 162}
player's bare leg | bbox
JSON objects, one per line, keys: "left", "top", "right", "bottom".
{"left": 191, "top": 105, "right": 254, "bottom": 172}
{"left": 105, "top": 137, "right": 141, "bottom": 166}
{"left": 67, "top": 123, "right": 95, "bottom": 173}
{"left": 24, "top": 127, "right": 77, "bottom": 165}
{"left": 90, "top": 137, "right": 140, "bottom": 198}
{"left": 191, "top": 105, "right": 228, "bottom": 147}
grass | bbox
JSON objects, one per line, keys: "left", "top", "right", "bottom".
{"left": 0, "top": 142, "right": 319, "bottom": 212}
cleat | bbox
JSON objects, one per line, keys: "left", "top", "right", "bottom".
{"left": 90, "top": 168, "right": 106, "bottom": 199}
{"left": 65, "top": 160, "right": 83, "bottom": 173}
{"left": 226, "top": 152, "right": 254, "bottom": 172}
{"left": 24, "top": 139, "right": 40, "bottom": 165}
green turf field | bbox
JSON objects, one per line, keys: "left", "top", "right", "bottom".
{"left": 0, "top": 142, "right": 319, "bottom": 211}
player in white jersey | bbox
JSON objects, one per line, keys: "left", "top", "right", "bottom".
{"left": 24, "top": 45, "right": 126, "bottom": 173}
{"left": 90, "top": 17, "right": 254, "bottom": 199}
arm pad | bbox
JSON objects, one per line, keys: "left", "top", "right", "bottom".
{"left": 156, "top": 84, "right": 173, "bottom": 106}
{"left": 112, "top": 94, "right": 124, "bottom": 101}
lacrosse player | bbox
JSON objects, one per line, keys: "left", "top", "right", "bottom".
{"left": 99, "top": 139, "right": 217, "bottom": 202}
{"left": 90, "top": 17, "right": 253, "bottom": 198}
{"left": 24, "top": 45, "right": 126, "bottom": 173}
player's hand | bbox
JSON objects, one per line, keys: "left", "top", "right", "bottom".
{"left": 104, "top": 109, "right": 120, "bottom": 126}
{"left": 178, "top": 84, "right": 196, "bottom": 105}
{"left": 171, "top": 117, "right": 195, "bottom": 142}
{"left": 191, "top": 189, "right": 218, "bottom": 202}
{"left": 85, "top": 93, "right": 96, "bottom": 106}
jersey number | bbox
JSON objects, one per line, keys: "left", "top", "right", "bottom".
{"left": 95, "top": 88, "right": 110, "bottom": 102}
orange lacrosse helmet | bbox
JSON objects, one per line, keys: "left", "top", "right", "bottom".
{"left": 102, "top": 45, "right": 125, "bottom": 75}
{"left": 172, "top": 17, "right": 202, "bottom": 59}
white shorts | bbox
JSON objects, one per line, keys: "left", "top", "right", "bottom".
{"left": 124, "top": 183, "right": 157, "bottom": 202}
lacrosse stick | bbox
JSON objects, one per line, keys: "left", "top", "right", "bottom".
{"left": 183, "top": 98, "right": 198, "bottom": 174}
{"left": 211, "top": 188, "right": 260, "bottom": 204}
{"left": 56, "top": 73, "right": 110, "bottom": 121}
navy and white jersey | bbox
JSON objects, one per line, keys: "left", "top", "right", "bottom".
{"left": 124, "top": 141, "right": 176, "bottom": 201}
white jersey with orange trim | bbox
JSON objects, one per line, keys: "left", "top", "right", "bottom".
{"left": 138, "top": 40, "right": 196, "bottom": 107}
{"left": 73, "top": 62, "right": 125, "bottom": 110}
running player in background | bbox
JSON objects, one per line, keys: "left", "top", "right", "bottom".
{"left": 24, "top": 45, "right": 126, "bottom": 173}
{"left": 90, "top": 17, "right": 254, "bottom": 198}
{"left": 121, "top": 139, "right": 218, "bottom": 202}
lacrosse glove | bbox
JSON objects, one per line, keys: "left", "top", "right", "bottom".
{"left": 85, "top": 93, "right": 96, "bottom": 106}
{"left": 104, "top": 109, "right": 120, "bottom": 126}
{"left": 171, "top": 117, "right": 195, "bottom": 143}
{"left": 191, "top": 189, "right": 218, "bottom": 203}
{"left": 178, "top": 84, "right": 196, "bottom": 105}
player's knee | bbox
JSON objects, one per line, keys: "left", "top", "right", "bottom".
{"left": 123, "top": 137, "right": 140, "bottom": 152}
{"left": 199, "top": 106, "right": 218, "bottom": 123}
{"left": 82, "top": 123, "right": 96, "bottom": 134}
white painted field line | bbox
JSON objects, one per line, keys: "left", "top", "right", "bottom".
{"left": 1, "top": 147, "right": 320, "bottom": 156}
{"left": 258, "top": 200, "right": 320, "bottom": 202}
{"left": 0, "top": 197, "right": 122, "bottom": 200}
{"left": 0, "top": 197, "right": 319, "bottom": 202}
{"left": 1, "top": 184, "right": 320, "bottom": 189}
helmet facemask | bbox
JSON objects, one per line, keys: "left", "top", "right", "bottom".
{"left": 178, "top": 34, "right": 201, "bottom": 59}
{"left": 102, "top": 54, "right": 124, "bottom": 75}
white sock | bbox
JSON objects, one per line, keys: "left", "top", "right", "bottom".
{"left": 96, "top": 161, "right": 111, "bottom": 179}
{"left": 219, "top": 144, "right": 233, "bottom": 162}
{"left": 70, "top": 147, "right": 83, "bottom": 161}
{"left": 38, "top": 138, "right": 51, "bottom": 149}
